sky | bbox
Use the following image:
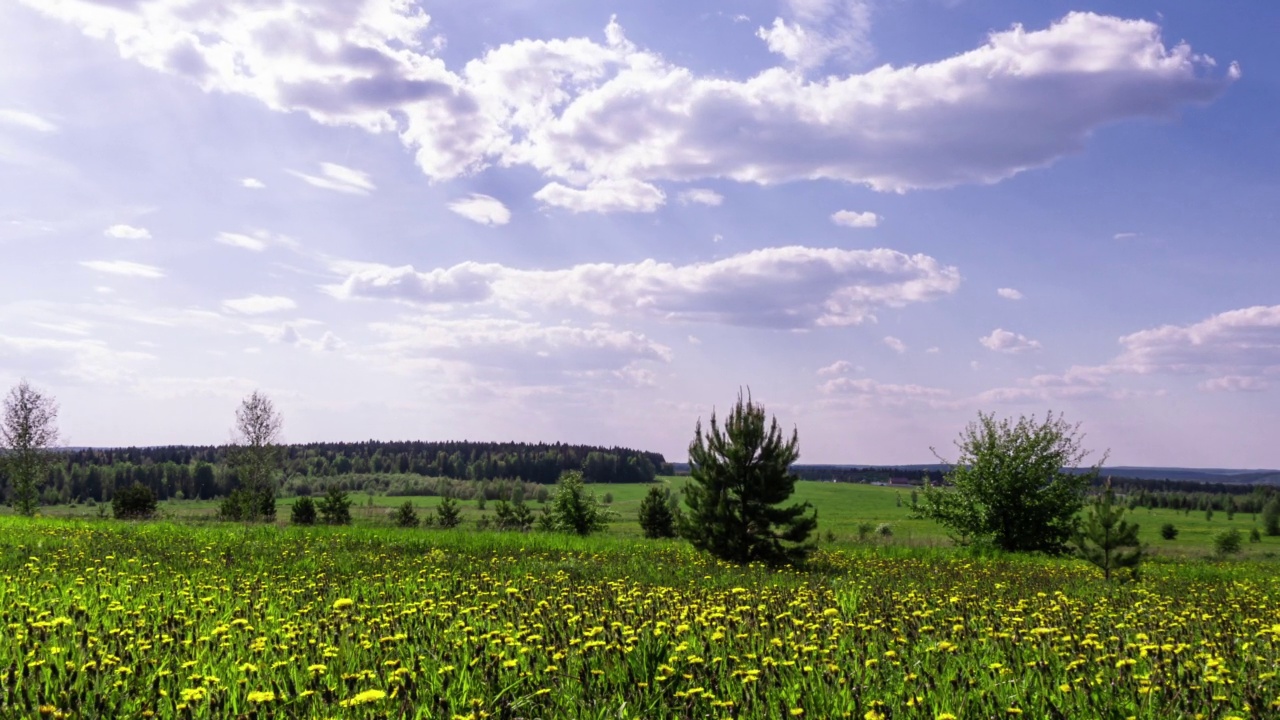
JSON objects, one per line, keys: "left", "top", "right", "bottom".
{"left": 1, "top": 0, "right": 1277, "bottom": 468}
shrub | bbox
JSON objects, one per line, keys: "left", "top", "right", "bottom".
{"left": 1263, "top": 496, "right": 1280, "bottom": 537}
{"left": 857, "top": 522, "right": 875, "bottom": 542}
{"left": 494, "top": 500, "right": 534, "bottom": 531}
{"left": 392, "top": 501, "right": 419, "bottom": 528}
{"left": 291, "top": 496, "right": 317, "bottom": 525}
{"left": 435, "top": 496, "right": 461, "bottom": 529}
{"left": 112, "top": 483, "right": 157, "bottom": 520}
{"left": 1214, "top": 528, "right": 1243, "bottom": 557}
{"left": 638, "top": 485, "right": 678, "bottom": 539}
{"left": 602, "top": 492, "right": 614, "bottom": 505}
{"left": 1160, "top": 523, "right": 1178, "bottom": 540}
{"left": 1249, "top": 527, "right": 1262, "bottom": 543}
{"left": 219, "top": 488, "right": 275, "bottom": 522}
{"left": 550, "top": 471, "right": 613, "bottom": 536}
{"left": 317, "top": 487, "right": 352, "bottom": 525}
{"left": 875, "top": 523, "right": 893, "bottom": 538}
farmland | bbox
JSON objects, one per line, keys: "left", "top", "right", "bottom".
{"left": 3, "top": 480, "right": 1280, "bottom": 718}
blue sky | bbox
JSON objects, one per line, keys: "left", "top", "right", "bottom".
{"left": 2, "top": 0, "right": 1276, "bottom": 467}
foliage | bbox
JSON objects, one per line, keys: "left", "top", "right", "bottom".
{"left": 875, "top": 523, "right": 893, "bottom": 538}
{"left": 317, "top": 487, "right": 352, "bottom": 525}
{"left": 111, "top": 483, "right": 157, "bottom": 520}
{"left": 856, "top": 522, "right": 874, "bottom": 541}
{"left": 681, "top": 390, "right": 817, "bottom": 566}
{"left": 1249, "top": 527, "right": 1262, "bottom": 543}
{"left": 638, "top": 485, "right": 679, "bottom": 539}
{"left": 493, "top": 500, "right": 534, "bottom": 531}
{"left": 1214, "top": 528, "right": 1243, "bottom": 557}
{"left": 549, "top": 471, "right": 613, "bottom": 535}
{"left": 435, "top": 496, "right": 461, "bottom": 529}
{"left": 1160, "top": 522, "right": 1179, "bottom": 541}
{"left": 1264, "top": 496, "right": 1280, "bottom": 537}
{"left": 1072, "top": 484, "right": 1143, "bottom": 582}
{"left": 291, "top": 496, "right": 317, "bottom": 525}
{"left": 224, "top": 391, "right": 283, "bottom": 522}
{"left": 392, "top": 501, "right": 419, "bottom": 528}
{"left": 916, "top": 411, "right": 1104, "bottom": 554}
{"left": 1, "top": 380, "right": 60, "bottom": 516}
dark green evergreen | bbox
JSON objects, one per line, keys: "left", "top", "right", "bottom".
{"left": 111, "top": 483, "right": 157, "bottom": 520}
{"left": 680, "top": 390, "right": 817, "bottom": 566}
{"left": 392, "top": 500, "right": 419, "bottom": 528}
{"left": 291, "top": 496, "right": 317, "bottom": 525}
{"left": 1072, "top": 483, "right": 1143, "bottom": 582}
{"left": 638, "top": 485, "right": 678, "bottom": 539}
{"left": 317, "top": 487, "right": 352, "bottom": 525}
{"left": 549, "top": 471, "right": 612, "bottom": 536}
{"left": 435, "top": 496, "right": 461, "bottom": 529}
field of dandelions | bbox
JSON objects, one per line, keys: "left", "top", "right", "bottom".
{"left": 2, "top": 517, "right": 1279, "bottom": 719}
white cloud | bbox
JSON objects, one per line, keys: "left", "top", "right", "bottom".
{"left": 925, "top": 346, "right": 940, "bottom": 354}
{"left": 19, "top": 6, "right": 1235, "bottom": 199}
{"left": 819, "top": 376, "right": 950, "bottom": 401}
{"left": 980, "top": 328, "right": 1042, "bottom": 353}
{"left": 104, "top": 224, "right": 151, "bottom": 240}
{"left": 1200, "top": 375, "right": 1270, "bottom": 393}
{"left": 533, "top": 179, "right": 665, "bottom": 213}
{"left": 687, "top": 335, "right": 701, "bottom": 345}
{"left": 817, "top": 360, "right": 853, "bottom": 376}
{"left": 678, "top": 188, "right": 724, "bottom": 206}
{"left": 0, "top": 109, "right": 58, "bottom": 133}
{"left": 79, "top": 260, "right": 165, "bottom": 278}
{"left": 288, "top": 162, "right": 375, "bottom": 195}
{"left": 216, "top": 231, "right": 268, "bottom": 252}
{"left": 222, "top": 295, "right": 298, "bottom": 315}
{"left": 758, "top": 0, "right": 874, "bottom": 71}
{"left": 448, "top": 193, "right": 511, "bottom": 226}
{"left": 241, "top": 177, "right": 266, "bottom": 189}
{"left": 997, "top": 287, "right": 1024, "bottom": 300}
{"left": 1111, "top": 305, "right": 1280, "bottom": 377}
{"left": 831, "top": 210, "right": 878, "bottom": 228}
{"left": 0, "top": 334, "right": 154, "bottom": 384}
{"left": 330, "top": 246, "right": 961, "bottom": 328}
{"left": 1114, "top": 232, "right": 1138, "bottom": 240}
{"left": 883, "top": 336, "right": 906, "bottom": 353}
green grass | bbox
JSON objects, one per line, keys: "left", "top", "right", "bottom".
{"left": 26, "top": 478, "right": 1279, "bottom": 559}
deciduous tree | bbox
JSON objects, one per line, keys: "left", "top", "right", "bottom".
{"left": 1, "top": 380, "right": 60, "bottom": 516}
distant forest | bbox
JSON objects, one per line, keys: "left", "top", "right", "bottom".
{"left": 5, "top": 441, "right": 672, "bottom": 504}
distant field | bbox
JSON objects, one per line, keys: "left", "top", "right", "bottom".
{"left": 19, "top": 477, "right": 1278, "bottom": 559}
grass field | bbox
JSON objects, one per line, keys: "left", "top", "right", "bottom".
{"left": 1, "top": 514, "right": 1278, "bottom": 719}
{"left": 26, "top": 478, "right": 1279, "bottom": 560}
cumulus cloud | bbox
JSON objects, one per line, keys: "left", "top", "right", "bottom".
{"left": 241, "top": 177, "right": 266, "bottom": 189}
{"left": 817, "top": 360, "right": 853, "bottom": 376}
{"left": 79, "top": 260, "right": 164, "bottom": 278}
{"left": 758, "top": 0, "right": 874, "bottom": 71}
{"left": 0, "top": 109, "right": 58, "bottom": 133}
{"left": 533, "top": 179, "right": 665, "bottom": 213}
{"left": 104, "top": 224, "right": 151, "bottom": 240}
{"left": 831, "top": 210, "right": 878, "bottom": 228}
{"left": 222, "top": 295, "right": 298, "bottom": 315}
{"left": 1111, "top": 305, "right": 1280, "bottom": 377}
{"left": 288, "top": 162, "right": 375, "bottom": 195}
{"left": 678, "top": 188, "right": 724, "bottom": 206}
{"left": 20, "top": 4, "right": 1237, "bottom": 203}
{"left": 883, "top": 336, "right": 906, "bottom": 353}
{"left": 216, "top": 231, "right": 267, "bottom": 252}
{"left": 448, "top": 193, "right": 511, "bottom": 226}
{"left": 980, "top": 328, "right": 1042, "bottom": 353}
{"left": 997, "top": 287, "right": 1024, "bottom": 300}
{"left": 330, "top": 246, "right": 961, "bottom": 328}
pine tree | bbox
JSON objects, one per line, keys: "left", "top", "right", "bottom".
{"left": 392, "top": 500, "right": 419, "bottom": 528}
{"left": 435, "top": 496, "right": 461, "bottom": 529}
{"left": 638, "top": 485, "right": 678, "bottom": 538}
{"left": 681, "top": 390, "right": 816, "bottom": 566}
{"left": 550, "top": 471, "right": 612, "bottom": 535}
{"left": 1073, "top": 482, "right": 1143, "bottom": 582}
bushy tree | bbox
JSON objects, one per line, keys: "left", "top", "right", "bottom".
{"left": 1214, "top": 528, "right": 1242, "bottom": 557}
{"left": 494, "top": 500, "right": 534, "bottom": 531}
{"left": 681, "top": 390, "right": 817, "bottom": 566}
{"left": 435, "top": 496, "right": 461, "bottom": 529}
{"left": 224, "top": 391, "right": 283, "bottom": 522}
{"left": 550, "top": 471, "right": 612, "bottom": 535}
{"left": 1263, "top": 496, "right": 1280, "bottom": 537}
{"left": 392, "top": 501, "right": 419, "bottom": 528}
{"left": 1160, "top": 523, "right": 1179, "bottom": 541}
{"left": 291, "top": 496, "right": 317, "bottom": 525}
{"left": 317, "top": 487, "right": 352, "bottom": 525}
{"left": 1072, "top": 483, "right": 1143, "bottom": 582}
{"left": 1, "top": 380, "right": 60, "bottom": 516}
{"left": 916, "top": 411, "right": 1104, "bottom": 554}
{"left": 112, "top": 483, "right": 157, "bottom": 520}
{"left": 638, "top": 485, "right": 678, "bottom": 539}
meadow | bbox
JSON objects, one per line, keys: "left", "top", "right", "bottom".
{"left": 2, "top": 481, "right": 1279, "bottom": 718}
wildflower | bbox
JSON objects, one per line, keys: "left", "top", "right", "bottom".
{"left": 339, "top": 689, "right": 387, "bottom": 707}
{"left": 247, "top": 691, "right": 276, "bottom": 703}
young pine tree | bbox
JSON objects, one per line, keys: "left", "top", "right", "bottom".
{"left": 435, "top": 496, "right": 461, "bottom": 529}
{"left": 392, "top": 500, "right": 419, "bottom": 528}
{"left": 681, "top": 389, "right": 816, "bottom": 566}
{"left": 550, "top": 471, "right": 612, "bottom": 535}
{"left": 1073, "top": 483, "right": 1144, "bottom": 582}
{"left": 638, "top": 485, "right": 678, "bottom": 539}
